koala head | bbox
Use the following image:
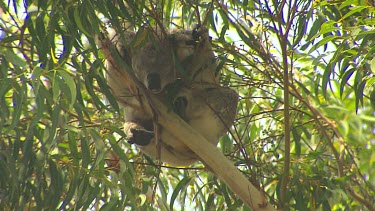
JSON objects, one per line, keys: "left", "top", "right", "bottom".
{"left": 116, "top": 26, "right": 212, "bottom": 93}
{"left": 131, "top": 34, "right": 177, "bottom": 93}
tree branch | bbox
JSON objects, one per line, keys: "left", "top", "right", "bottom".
{"left": 277, "top": 0, "right": 292, "bottom": 206}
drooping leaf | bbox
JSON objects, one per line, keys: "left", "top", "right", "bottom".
{"left": 170, "top": 176, "right": 192, "bottom": 210}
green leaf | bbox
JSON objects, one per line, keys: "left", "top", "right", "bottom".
{"left": 10, "top": 79, "right": 25, "bottom": 131}
{"left": 58, "top": 69, "right": 77, "bottom": 110}
{"left": 371, "top": 89, "right": 375, "bottom": 110}
{"left": 35, "top": 14, "right": 47, "bottom": 45}
{"left": 82, "top": 63, "right": 105, "bottom": 110}
{"left": 306, "top": 17, "right": 324, "bottom": 42}
{"left": 170, "top": 176, "right": 192, "bottom": 210}
{"left": 319, "top": 20, "right": 338, "bottom": 36}
{"left": 81, "top": 136, "right": 91, "bottom": 169}
{"left": 1, "top": 49, "right": 28, "bottom": 68}
{"left": 355, "top": 80, "right": 366, "bottom": 111}
{"left": 51, "top": 71, "right": 61, "bottom": 104}
{"left": 339, "top": 68, "right": 355, "bottom": 98}
{"left": 340, "top": 6, "right": 368, "bottom": 21}
{"left": 292, "top": 128, "right": 301, "bottom": 157}
{"left": 68, "top": 131, "right": 80, "bottom": 166}
{"left": 76, "top": 175, "right": 90, "bottom": 208}
{"left": 105, "top": 134, "right": 134, "bottom": 176}
{"left": 89, "top": 129, "right": 106, "bottom": 172}
{"left": 59, "top": 170, "right": 79, "bottom": 209}
{"left": 74, "top": 7, "right": 91, "bottom": 37}
{"left": 93, "top": 65, "right": 120, "bottom": 112}
{"left": 164, "top": 0, "right": 173, "bottom": 26}
{"left": 31, "top": 66, "right": 43, "bottom": 93}
{"left": 205, "top": 193, "right": 215, "bottom": 210}
{"left": 46, "top": 104, "right": 61, "bottom": 150}
{"left": 370, "top": 57, "right": 375, "bottom": 74}
{"left": 359, "top": 115, "right": 375, "bottom": 122}
{"left": 293, "top": 15, "right": 307, "bottom": 48}
{"left": 339, "top": 0, "right": 356, "bottom": 10}
{"left": 308, "top": 36, "right": 337, "bottom": 54}
{"left": 47, "top": 158, "right": 64, "bottom": 209}
{"left": 322, "top": 63, "right": 332, "bottom": 97}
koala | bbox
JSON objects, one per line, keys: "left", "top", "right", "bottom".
{"left": 97, "top": 26, "right": 238, "bottom": 166}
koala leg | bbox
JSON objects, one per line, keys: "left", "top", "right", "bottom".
{"left": 202, "top": 87, "right": 239, "bottom": 128}
{"left": 184, "top": 87, "right": 239, "bottom": 145}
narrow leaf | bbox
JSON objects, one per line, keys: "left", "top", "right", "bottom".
{"left": 170, "top": 177, "right": 192, "bottom": 210}
{"left": 58, "top": 70, "right": 77, "bottom": 110}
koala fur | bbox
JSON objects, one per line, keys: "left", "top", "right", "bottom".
{"left": 98, "top": 26, "right": 238, "bottom": 166}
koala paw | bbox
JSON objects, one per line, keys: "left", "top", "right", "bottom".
{"left": 127, "top": 128, "right": 154, "bottom": 146}
{"left": 192, "top": 24, "right": 202, "bottom": 41}
{"left": 192, "top": 24, "right": 208, "bottom": 41}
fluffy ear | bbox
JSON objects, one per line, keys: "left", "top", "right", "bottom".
{"left": 94, "top": 30, "right": 134, "bottom": 64}
{"left": 112, "top": 30, "right": 137, "bottom": 67}
{"left": 95, "top": 31, "right": 114, "bottom": 60}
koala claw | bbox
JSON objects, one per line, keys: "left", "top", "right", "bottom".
{"left": 127, "top": 128, "right": 154, "bottom": 146}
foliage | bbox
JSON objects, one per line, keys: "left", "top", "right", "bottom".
{"left": 1, "top": 0, "right": 374, "bottom": 210}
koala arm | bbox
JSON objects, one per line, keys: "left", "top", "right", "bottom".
{"left": 96, "top": 30, "right": 158, "bottom": 146}
{"left": 96, "top": 31, "right": 138, "bottom": 101}
{"left": 189, "top": 27, "right": 220, "bottom": 85}
{"left": 179, "top": 86, "right": 238, "bottom": 146}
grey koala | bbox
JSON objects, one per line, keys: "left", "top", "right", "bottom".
{"left": 97, "top": 26, "right": 238, "bottom": 166}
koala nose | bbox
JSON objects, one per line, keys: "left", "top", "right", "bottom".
{"left": 147, "top": 73, "right": 161, "bottom": 93}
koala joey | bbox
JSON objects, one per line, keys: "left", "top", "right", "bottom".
{"left": 100, "top": 25, "right": 238, "bottom": 166}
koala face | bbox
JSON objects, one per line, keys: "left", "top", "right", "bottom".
{"left": 122, "top": 27, "right": 208, "bottom": 93}
{"left": 112, "top": 26, "right": 218, "bottom": 95}
{"left": 131, "top": 38, "right": 177, "bottom": 93}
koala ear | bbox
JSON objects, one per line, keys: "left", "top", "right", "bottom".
{"left": 119, "top": 45, "right": 132, "bottom": 67}
{"left": 116, "top": 31, "right": 136, "bottom": 66}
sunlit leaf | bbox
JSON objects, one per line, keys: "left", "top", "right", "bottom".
{"left": 58, "top": 70, "right": 77, "bottom": 110}
{"left": 74, "top": 7, "right": 91, "bottom": 37}
{"left": 340, "top": 6, "right": 368, "bottom": 21}
{"left": 170, "top": 176, "right": 192, "bottom": 210}
{"left": 370, "top": 57, "right": 375, "bottom": 74}
{"left": 308, "top": 36, "right": 337, "bottom": 54}
{"left": 339, "top": 68, "right": 355, "bottom": 98}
